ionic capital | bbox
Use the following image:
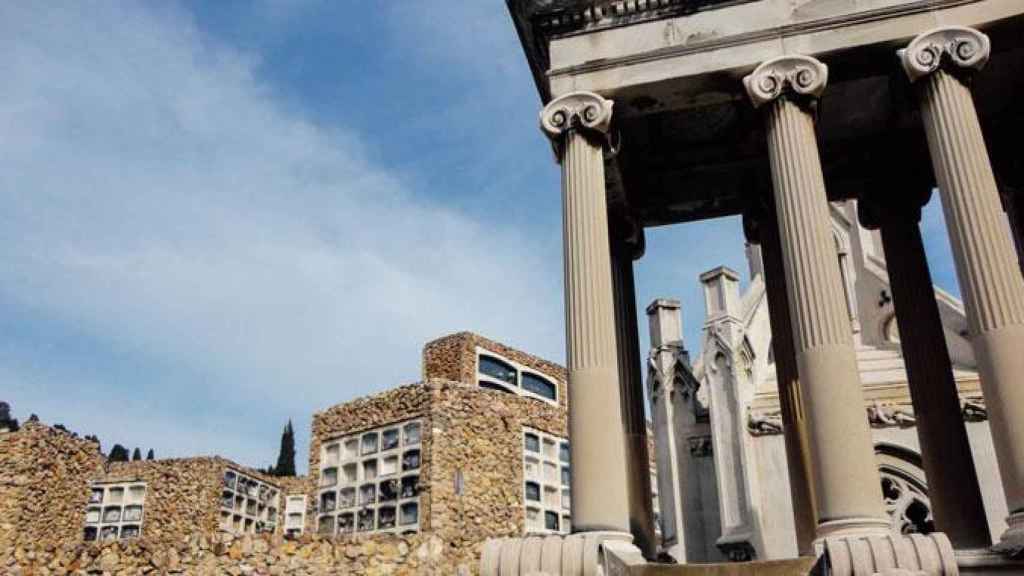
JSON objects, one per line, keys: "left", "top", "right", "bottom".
{"left": 540, "top": 91, "right": 614, "bottom": 141}
{"left": 743, "top": 55, "right": 828, "bottom": 108}
{"left": 899, "top": 26, "right": 990, "bottom": 82}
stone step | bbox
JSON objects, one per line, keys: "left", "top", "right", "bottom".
{"left": 629, "top": 557, "right": 817, "bottom": 575}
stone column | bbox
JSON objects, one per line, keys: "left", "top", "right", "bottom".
{"left": 610, "top": 218, "right": 658, "bottom": 559}
{"left": 1002, "top": 186, "right": 1024, "bottom": 276}
{"left": 859, "top": 187, "right": 991, "bottom": 549}
{"left": 743, "top": 56, "right": 890, "bottom": 541}
{"left": 541, "top": 91, "right": 631, "bottom": 535}
{"left": 743, "top": 203, "right": 817, "bottom": 554}
{"left": 901, "top": 26, "right": 1024, "bottom": 552}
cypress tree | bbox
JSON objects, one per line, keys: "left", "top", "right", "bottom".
{"left": 0, "top": 402, "right": 17, "bottom": 432}
{"left": 108, "top": 444, "right": 130, "bottom": 462}
{"left": 146, "top": 449, "right": 155, "bottom": 460}
{"left": 132, "top": 448, "right": 142, "bottom": 461}
{"left": 273, "top": 420, "right": 296, "bottom": 477}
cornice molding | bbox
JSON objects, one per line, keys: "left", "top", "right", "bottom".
{"left": 531, "top": 0, "right": 747, "bottom": 37}
{"left": 545, "top": 0, "right": 979, "bottom": 79}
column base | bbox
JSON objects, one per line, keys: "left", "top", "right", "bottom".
{"left": 480, "top": 531, "right": 634, "bottom": 576}
{"left": 814, "top": 517, "right": 892, "bottom": 545}
{"left": 993, "top": 512, "right": 1024, "bottom": 557}
{"left": 815, "top": 531, "right": 958, "bottom": 575}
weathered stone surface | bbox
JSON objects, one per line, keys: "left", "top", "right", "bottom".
{"left": 1, "top": 533, "right": 455, "bottom": 575}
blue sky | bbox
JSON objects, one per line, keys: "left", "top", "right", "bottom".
{"left": 0, "top": 2, "right": 961, "bottom": 472}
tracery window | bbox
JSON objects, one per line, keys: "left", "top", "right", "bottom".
{"left": 318, "top": 419, "right": 422, "bottom": 535}
{"left": 84, "top": 482, "right": 146, "bottom": 541}
{"left": 880, "top": 469, "right": 934, "bottom": 535}
{"left": 523, "top": 428, "right": 570, "bottom": 534}
{"left": 477, "top": 348, "right": 559, "bottom": 404}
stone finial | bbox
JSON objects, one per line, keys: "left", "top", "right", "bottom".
{"left": 743, "top": 55, "right": 829, "bottom": 108}
{"left": 899, "top": 26, "right": 990, "bottom": 82}
{"left": 699, "top": 266, "right": 741, "bottom": 319}
{"left": 540, "top": 91, "right": 614, "bottom": 140}
{"left": 646, "top": 299, "right": 683, "bottom": 350}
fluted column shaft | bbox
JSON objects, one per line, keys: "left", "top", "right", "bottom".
{"left": 611, "top": 232, "right": 657, "bottom": 558}
{"left": 1007, "top": 187, "right": 1024, "bottom": 276}
{"left": 754, "top": 205, "right": 818, "bottom": 553}
{"left": 745, "top": 56, "right": 890, "bottom": 540}
{"left": 902, "top": 27, "right": 1024, "bottom": 547}
{"left": 542, "top": 92, "right": 631, "bottom": 534}
{"left": 867, "top": 194, "right": 990, "bottom": 548}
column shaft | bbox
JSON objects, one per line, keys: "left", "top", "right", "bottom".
{"left": 878, "top": 208, "right": 991, "bottom": 548}
{"left": 1004, "top": 187, "right": 1024, "bottom": 276}
{"left": 919, "top": 68, "right": 1024, "bottom": 525}
{"left": 758, "top": 209, "right": 818, "bottom": 553}
{"left": 561, "top": 127, "right": 631, "bottom": 533}
{"left": 764, "top": 96, "right": 888, "bottom": 534}
{"left": 611, "top": 242, "right": 658, "bottom": 558}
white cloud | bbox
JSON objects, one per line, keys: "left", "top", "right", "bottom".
{"left": 0, "top": 2, "right": 563, "bottom": 469}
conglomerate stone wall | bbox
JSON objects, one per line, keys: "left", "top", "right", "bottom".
{"left": 98, "top": 458, "right": 228, "bottom": 543}
{"left": 0, "top": 422, "right": 106, "bottom": 549}
{"left": 426, "top": 380, "right": 567, "bottom": 549}
{"left": 422, "top": 332, "right": 569, "bottom": 411}
{"left": 2, "top": 532, "right": 457, "bottom": 575}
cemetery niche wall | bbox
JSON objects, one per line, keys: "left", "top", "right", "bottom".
{"left": 5, "top": 331, "right": 651, "bottom": 575}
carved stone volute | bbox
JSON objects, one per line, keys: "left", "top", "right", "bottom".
{"left": 899, "top": 26, "right": 991, "bottom": 82}
{"left": 743, "top": 55, "right": 828, "bottom": 108}
{"left": 540, "top": 91, "right": 613, "bottom": 141}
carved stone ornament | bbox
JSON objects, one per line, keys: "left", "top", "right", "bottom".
{"left": 688, "top": 435, "right": 713, "bottom": 458}
{"left": 867, "top": 401, "right": 917, "bottom": 429}
{"left": 899, "top": 26, "right": 991, "bottom": 82}
{"left": 540, "top": 91, "right": 614, "bottom": 141}
{"left": 819, "top": 532, "right": 958, "bottom": 576}
{"left": 961, "top": 397, "right": 988, "bottom": 422}
{"left": 746, "top": 409, "right": 783, "bottom": 436}
{"left": 480, "top": 532, "right": 637, "bottom": 576}
{"left": 742, "top": 55, "right": 829, "bottom": 108}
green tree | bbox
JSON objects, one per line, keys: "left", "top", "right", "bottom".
{"left": 0, "top": 402, "right": 18, "bottom": 432}
{"left": 273, "top": 420, "right": 296, "bottom": 477}
{"left": 132, "top": 448, "right": 142, "bottom": 461}
{"left": 146, "top": 449, "right": 155, "bottom": 460}
{"left": 108, "top": 444, "right": 130, "bottom": 462}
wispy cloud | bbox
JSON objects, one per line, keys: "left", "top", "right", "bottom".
{"left": 0, "top": 2, "right": 562, "bottom": 470}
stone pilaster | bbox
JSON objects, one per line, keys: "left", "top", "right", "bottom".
{"left": 610, "top": 217, "right": 657, "bottom": 558}
{"left": 859, "top": 187, "right": 991, "bottom": 549}
{"left": 541, "top": 91, "right": 631, "bottom": 535}
{"left": 743, "top": 56, "right": 890, "bottom": 541}
{"left": 743, "top": 203, "right": 817, "bottom": 555}
{"left": 901, "top": 26, "right": 1024, "bottom": 553}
